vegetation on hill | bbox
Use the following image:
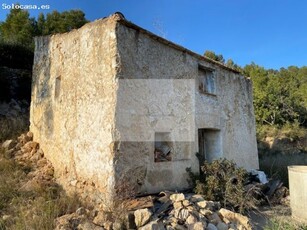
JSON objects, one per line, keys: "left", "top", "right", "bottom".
{"left": 0, "top": 8, "right": 35, "bottom": 49}
{"left": 204, "top": 51, "right": 307, "bottom": 141}
{"left": 0, "top": 6, "right": 88, "bottom": 50}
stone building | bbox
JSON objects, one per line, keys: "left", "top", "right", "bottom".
{"left": 30, "top": 13, "right": 259, "bottom": 208}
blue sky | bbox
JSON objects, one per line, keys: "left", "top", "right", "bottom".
{"left": 1, "top": 0, "right": 306, "bottom": 69}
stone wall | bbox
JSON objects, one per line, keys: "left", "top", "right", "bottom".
{"left": 30, "top": 16, "right": 119, "bottom": 207}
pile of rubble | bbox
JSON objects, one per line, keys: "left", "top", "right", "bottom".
{"left": 1, "top": 132, "right": 57, "bottom": 196}
{"left": 54, "top": 192, "right": 253, "bottom": 230}
{"left": 122, "top": 192, "right": 253, "bottom": 230}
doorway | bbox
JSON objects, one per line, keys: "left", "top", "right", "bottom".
{"left": 198, "top": 129, "right": 222, "bottom": 164}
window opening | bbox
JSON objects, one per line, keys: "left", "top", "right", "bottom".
{"left": 198, "top": 67, "right": 216, "bottom": 95}
{"left": 54, "top": 76, "right": 61, "bottom": 99}
{"left": 154, "top": 132, "right": 173, "bottom": 162}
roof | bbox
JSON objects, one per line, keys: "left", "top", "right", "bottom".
{"left": 112, "top": 13, "right": 241, "bottom": 74}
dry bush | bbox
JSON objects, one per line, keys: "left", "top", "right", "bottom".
{"left": 187, "top": 158, "right": 260, "bottom": 213}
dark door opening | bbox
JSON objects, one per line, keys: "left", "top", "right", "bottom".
{"left": 198, "top": 129, "right": 222, "bottom": 164}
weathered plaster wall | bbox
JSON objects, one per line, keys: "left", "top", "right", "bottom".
{"left": 114, "top": 24, "right": 198, "bottom": 193}
{"left": 115, "top": 22, "right": 258, "bottom": 194}
{"left": 30, "top": 17, "right": 119, "bottom": 206}
{"left": 195, "top": 64, "right": 259, "bottom": 169}
{"left": 215, "top": 70, "right": 259, "bottom": 169}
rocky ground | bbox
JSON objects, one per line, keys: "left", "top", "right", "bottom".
{"left": 0, "top": 132, "right": 296, "bottom": 230}
{"left": 1, "top": 132, "right": 55, "bottom": 193}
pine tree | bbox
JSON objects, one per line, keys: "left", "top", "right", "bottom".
{"left": 0, "top": 7, "right": 35, "bottom": 48}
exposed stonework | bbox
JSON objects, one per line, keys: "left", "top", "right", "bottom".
{"left": 30, "top": 13, "right": 259, "bottom": 209}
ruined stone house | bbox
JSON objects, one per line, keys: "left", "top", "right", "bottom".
{"left": 30, "top": 13, "right": 259, "bottom": 208}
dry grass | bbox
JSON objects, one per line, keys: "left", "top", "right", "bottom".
{"left": 0, "top": 149, "right": 22, "bottom": 211}
{"left": 0, "top": 147, "right": 81, "bottom": 230}
{"left": 263, "top": 206, "right": 307, "bottom": 230}
{"left": 10, "top": 193, "right": 81, "bottom": 230}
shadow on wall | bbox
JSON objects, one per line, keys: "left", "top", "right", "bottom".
{"left": 32, "top": 36, "right": 54, "bottom": 138}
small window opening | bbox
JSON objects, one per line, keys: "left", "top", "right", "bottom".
{"left": 198, "top": 67, "right": 216, "bottom": 95}
{"left": 55, "top": 76, "right": 61, "bottom": 99}
{"left": 154, "top": 132, "right": 173, "bottom": 162}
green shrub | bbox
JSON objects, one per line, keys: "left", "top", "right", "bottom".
{"left": 280, "top": 121, "right": 307, "bottom": 141}
{"left": 256, "top": 121, "right": 307, "bottom": 142}
{"left": 257, "top": 125, "right": 279, "bottom": 141}
{"left": 187, "top": 158, "right": 260, "bottom": 213}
